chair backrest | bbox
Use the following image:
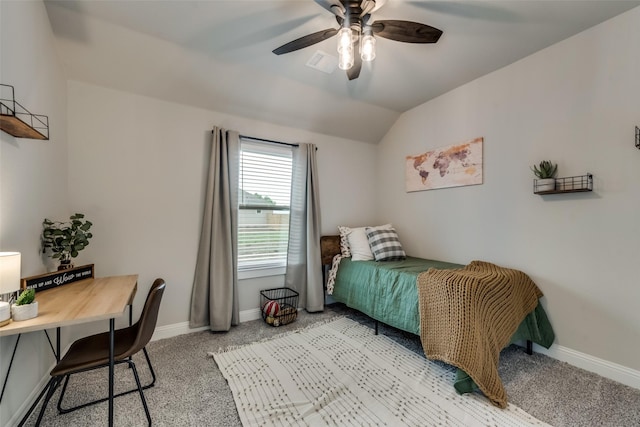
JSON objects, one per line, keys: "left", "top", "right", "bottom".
{"left": 127, "top": 278, "right": 165, "bottom": 356}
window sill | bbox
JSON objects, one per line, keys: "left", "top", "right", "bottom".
{"left": 238, "top": 266, "right": 286, "bottom": 280}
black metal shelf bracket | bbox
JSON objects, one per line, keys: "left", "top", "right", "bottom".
{"left": 0, "top": 84, "right": 49, "bottom": 140}
{"left": 635, "top": 126, "right": 639, "bottom": 150}
{"left": 534, "top": 173, "right": 593, "bottom": 195}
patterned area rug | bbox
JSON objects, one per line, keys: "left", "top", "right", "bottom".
{"left": 212, "top": 317, "right": 550, "bottom": 427}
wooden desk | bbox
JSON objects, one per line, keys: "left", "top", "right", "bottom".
{"left": 0, "top": 275, "right": 137, "bottom": 337}
{"left": 0, "top": 275, "right": 138, "bottom": 426}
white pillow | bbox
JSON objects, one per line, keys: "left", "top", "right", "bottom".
{"left": 347, "top": 227, "right": 374, "bottom": 261}
{"left": 342, "top": 224, "right": 393, "bottom": 261}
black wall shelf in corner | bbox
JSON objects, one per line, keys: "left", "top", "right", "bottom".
{"left": 534, "top": 173, "right": 593, "bottom": 195}
{"left": 0, "top": 84, "right": 49, "bottom": 140}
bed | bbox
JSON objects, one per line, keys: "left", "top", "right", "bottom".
{"left": 320, "top": 235, "right": 555, "bottom": 408}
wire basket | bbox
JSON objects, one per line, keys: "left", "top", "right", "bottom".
{"left": 260, "top": 287, "right": 299, "bottom": 327}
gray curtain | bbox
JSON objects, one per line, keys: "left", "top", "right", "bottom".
{"left": 189, "top": 127, "right": 240, "bottom": 331}
{"left": 285, "top": 143, "right": 323, "bottom": 312}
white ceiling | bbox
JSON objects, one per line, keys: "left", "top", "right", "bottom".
{"left": 44, "top": 1, "right": 640, "bottom": 143}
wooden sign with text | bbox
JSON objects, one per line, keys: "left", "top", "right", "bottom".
{"left": 21, "top": 264, "right": 95, "bottom": 292}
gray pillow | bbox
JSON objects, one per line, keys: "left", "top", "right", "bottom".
{"left": 365, "top": 226, "right": 406, "bottom": 261}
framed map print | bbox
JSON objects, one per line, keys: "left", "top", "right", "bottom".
{"left": 405, "top": 137, "right": 483, "bottom": 192}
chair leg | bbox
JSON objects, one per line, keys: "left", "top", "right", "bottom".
{"left": 142, "top": 347, "right": 157, "bottom": 388}
{"left": 56, "top": 374, "right": 72, "bottom": 414}
{"left": 127, "top": 360, "right": 152, "bottom": 426}
{"left": 57, "top": 349, "right": 157, "bottom": 414}
{"left": 34, "top": 377, "right": 62, "bottom": 427}
{"left": 18, "top": 376, "right": 61, "bottom": 427}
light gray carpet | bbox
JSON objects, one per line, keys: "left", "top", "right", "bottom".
{"left": 20, "top": 304, "right": 640, "bottom": 426}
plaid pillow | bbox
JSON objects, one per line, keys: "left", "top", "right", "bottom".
{"left": 365, "top": 227, "right": 406, "bottom": 261}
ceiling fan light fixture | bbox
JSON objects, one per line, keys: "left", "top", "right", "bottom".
{"left": 338, "top": 45, "right": 354, "bottom": 70}
{"left": 361, "top": 34, "right": 376, "bottom": 62}
{"left": 337, "top": 27, "right": 353, "bottom": 53}
{"left": 273, "top": 0, "right": 442, "bottom": 80}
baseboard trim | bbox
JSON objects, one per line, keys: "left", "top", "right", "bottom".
{"left": 8, "top": 367, "right": 52, "bottom": 427}
{"left": 239, "top": 308, "right": 262, "bottom": 323}
{"left": 154, "top": 316, "right": 640, "bottom": 390}
{"left": 151, "top": 322, "right": 209, "bottom": 341}
{"left": 151, "top": 308, "right": 262, "bottom": 341}
{"left": 8, "top": 343, "right": 71, "bottom": 427}
{"left": 534, "top": 343, "right": 640, "bottom": 390}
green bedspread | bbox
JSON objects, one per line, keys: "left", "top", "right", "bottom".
{"left": 331, "top": 256, "right": 555, "bottom": 395}
{"left": 332, "top": 256, "right": 462, "bottom": 335}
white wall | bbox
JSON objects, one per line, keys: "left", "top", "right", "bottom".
{"left": 0, "top": 3, "right": 377, "bottom": 420}
{"left": 66, "top": 80, "right": 378, "bottom": 331}
{"left": 376, "top": 7, "right": 640, "bottom": 372}
{"left": 4, "top": 3, "right": 637, "bottom": 424}
{"left": 0, "top": 1, "right": 69, "bottom": 425}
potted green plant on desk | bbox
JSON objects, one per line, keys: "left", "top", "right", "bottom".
{"left": 11, "top": 288, "right": 37, "bottom": 321}
{"left": 42, "top": 213, "right": 93, "bottom": 270}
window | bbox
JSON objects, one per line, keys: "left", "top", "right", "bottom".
{"left": 237, "top": 140, "right": 293, "bottom": 273}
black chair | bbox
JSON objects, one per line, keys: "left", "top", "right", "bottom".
{"left": 34, "top": 278, "right": 166, "bottom": 426}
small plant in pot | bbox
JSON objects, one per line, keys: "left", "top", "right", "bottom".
{"left": 531, "top": 160, "right": 557, "bottom": 192}
{"left": 11, "top": 288, "right": 38, "bottom": 321}
{"left": 42, "top": 213, "right": 93, "bottom": 271}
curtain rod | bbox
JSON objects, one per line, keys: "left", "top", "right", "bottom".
{"left": 239, "top": 134, "right": 299, "bottom": 147}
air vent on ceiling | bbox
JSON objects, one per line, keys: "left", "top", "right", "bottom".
{"left": 305, "top": 51, "right": 338, "bottom": 74}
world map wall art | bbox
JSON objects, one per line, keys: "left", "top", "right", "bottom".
{"left": 405, "top": 137, "right": 483, "bottom": 192}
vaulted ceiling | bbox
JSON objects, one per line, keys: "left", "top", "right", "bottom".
{"left": 44, "top": 1, "right": 639, "bottom": 143}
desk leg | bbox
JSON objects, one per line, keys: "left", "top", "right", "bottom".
{"left": 108, "top": 318, "right": 115, "bottom": 427}
{"left": 14, "top": 329, "right": 62, "bottom": 425}
{"left": 0, "top": 334, "right": 21, "bottom": 403}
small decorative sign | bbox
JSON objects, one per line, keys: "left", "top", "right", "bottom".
{"left": 21, "top": 264, "right": 94, "bottom": 292}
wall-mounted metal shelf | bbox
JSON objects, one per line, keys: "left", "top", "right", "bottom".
{"left": 534, "top": 173, "right": 593, "bottom": 195}
{"left": 0, "top": 84, "right": 49, "bottom": 140}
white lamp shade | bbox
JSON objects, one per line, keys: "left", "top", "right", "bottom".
{"left": 0, "top": 252, "right": 21, "bottom": 295}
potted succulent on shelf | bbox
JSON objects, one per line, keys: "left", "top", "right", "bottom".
{"left": 11, "top": 288, "right": 37, "bottom": 321}
{"left": 531, "top": 160, "right": 557, "bottom": 192}
{"left": 42, "top": 213, "right": 93, "bottom": 270}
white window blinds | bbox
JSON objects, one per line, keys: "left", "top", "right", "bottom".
{"left": 238, "top": 140, "right": 293, "bottom": 270}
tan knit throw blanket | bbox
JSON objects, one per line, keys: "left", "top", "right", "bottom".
{"left": 417, "top": 260, "right": 543, "bottom": 408}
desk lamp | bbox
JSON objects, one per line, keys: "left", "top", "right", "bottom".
{"left": 0, "top": 252, "right": 21, "bottom": 326}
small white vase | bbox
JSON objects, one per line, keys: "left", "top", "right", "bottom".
{"left": 535, "top": 178, "right": 555, "bottom": 192}
{"left": 11, "top": 301, "right": 38, "bottom": 321}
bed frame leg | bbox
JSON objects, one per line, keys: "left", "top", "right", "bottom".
{"left": 526, "top": 340, "right": 533, "bottom": 355}
{"left": 375, "top": 320, "right": 379, "bottom": 335}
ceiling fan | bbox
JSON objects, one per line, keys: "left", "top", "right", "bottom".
{"left": 273, "top": 0, "right": 443, "bottom": 80}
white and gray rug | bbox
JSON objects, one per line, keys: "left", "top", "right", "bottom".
{"left": 212, "top": 317, "right": 549, "bottom": 427}
{"left": 18, "top": 304, "right": 640, "bottom": 426}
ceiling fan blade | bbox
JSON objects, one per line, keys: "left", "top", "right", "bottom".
{"left": 313, "top": 0, "right": 345, "bottom": 17}
{"left": 360, "top": 0, "right": 376, "bottom": 16}
{"left": 272, "top": 28, "right": 339, "bottom": 55}
{"left": 371, "top": 20, "right": 443, "bottom": 43}
{"left": 347, "top": 41, "right": 362, "bottom": 80}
